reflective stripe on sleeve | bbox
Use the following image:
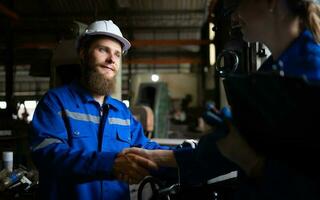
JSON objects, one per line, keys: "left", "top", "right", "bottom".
{"left": 109, "top": 118, "right": 130, "bottom": 126}
{"left": 59, "top": 109, "right": 100, "bottom": 124}
{"left": 32, "top": 138, "right": 63, "bottom": 151}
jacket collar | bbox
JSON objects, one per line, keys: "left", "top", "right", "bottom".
{"left": 69, "top": 81, "right": 119, "bottom": 110}
{"left": 259, "top": 29, "right": 314, "bottom": 73}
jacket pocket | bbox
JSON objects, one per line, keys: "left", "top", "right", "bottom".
{"left": 116, "top": 126, "right": 132, "bottom": 144}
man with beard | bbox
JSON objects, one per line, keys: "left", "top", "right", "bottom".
{"left": 30, "top": 20, "right": 170, "bottom": 200}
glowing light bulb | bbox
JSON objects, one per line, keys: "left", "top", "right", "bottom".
{"left": 151, "top": 74, "right": 159, "bottom": 82}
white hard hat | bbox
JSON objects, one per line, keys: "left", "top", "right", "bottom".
{"left": 77, "top": 20, "right": 131, "bottom": 53}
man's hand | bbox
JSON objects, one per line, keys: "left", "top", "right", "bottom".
{"left": 123, "top": 148, "right": 177, "bottom": 168}
{"left": 112, "top": 151, "right": 158, "bottom": 184}
{"left": 122, "top": 148, "right": 157, "bottom": 171}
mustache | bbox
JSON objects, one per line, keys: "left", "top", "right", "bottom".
{"left": 81, "top": 64, "right": 116, "bottom": 96}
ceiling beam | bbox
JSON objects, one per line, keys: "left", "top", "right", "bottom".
{"left": 118, "top": 9, "right": 205, "bottom": 16}
{"left": 18, "top": 9, "right": 205, "bottom": 18}
{"left": 123, "top": 26, "right": 201, "bottom": 31}
{"left": 124, "top": 58, "right": 202, "bottom": 65}
{"left": 131, "top": 39, "right": 212, "bottom": 47}
{"left": 15, "top": 42, "right": 57, "bottom": 49}
{"left": 9, "top": 39, "right": 211, "bottom": 50}
{"left": 128, "top": 51, "right": 200, "bottom": 57}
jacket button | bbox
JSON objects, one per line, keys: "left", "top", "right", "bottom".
{"left": 74, "top": 131, "right": 80, "bottom": 136}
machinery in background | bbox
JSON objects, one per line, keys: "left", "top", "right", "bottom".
{"left": 50, "top": 40, "right": 81, "bottom": 88}
{"left": 135, "top": 82, "right": 170, "bottom": 138}
{"left": 0, "top": 166, "right": 39, "bottom": 199}
{"left": 0, "top": 119, "right": 34, "bottom": 173}
{"left": 50, "top": 21, "right": 87, "bottom": 88}
{"left": 130, "top": 105, "right": 154, "bottom": 138}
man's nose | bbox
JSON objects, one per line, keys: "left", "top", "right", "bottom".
{"left": 106, "top": 54, "right": 116, "bottom": 63}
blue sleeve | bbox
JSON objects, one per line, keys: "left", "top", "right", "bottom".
{"left": 174, "top": 130, "right": 239, "bottom": 185}
{"left": 173, "top": 147, "right": 208, "bottom": 184}
{"left": 30, "top": 93, "right": 117, "bottom": 181}
{"left": 129, "top": 113, "right": 171, "bottom": 150}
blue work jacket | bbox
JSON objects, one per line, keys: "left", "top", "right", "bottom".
{"left": 259, "top": 29, "right": 320, "bottom": 79}
{"left": 30, "top": 81, "right": 169, "bottom": 200}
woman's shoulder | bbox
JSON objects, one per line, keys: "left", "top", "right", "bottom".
{"left": 301, "top": 30, "right": 320, "bottom": 56}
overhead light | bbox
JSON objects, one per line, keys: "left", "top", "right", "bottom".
{"left": 151, "top": 74, "right": 159, "bottom": 82}
{"left": 0, "top": 101, "right": 7, "bottom": 109}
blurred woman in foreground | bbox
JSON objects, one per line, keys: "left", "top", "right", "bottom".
{"left": 125, "top": 0, "right": 320, "bottom": 199}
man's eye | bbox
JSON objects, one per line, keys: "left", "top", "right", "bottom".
{"left": 98, "top": 48, "right": 107, "bottom": 52}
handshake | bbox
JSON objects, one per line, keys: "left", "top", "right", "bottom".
{"left": 112, "top": 148, "right": 168, "bottom": 185}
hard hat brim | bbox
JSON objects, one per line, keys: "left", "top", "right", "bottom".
{"left": 85, "top": 31, "right": 131, "bottom": 52}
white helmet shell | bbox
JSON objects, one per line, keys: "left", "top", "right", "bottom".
{"left": 77, "top": 20, "right": 131, "bottom": 53}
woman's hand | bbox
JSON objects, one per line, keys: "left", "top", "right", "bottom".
{"left": 216, "top": 122, "right": 265, "bottom": 178}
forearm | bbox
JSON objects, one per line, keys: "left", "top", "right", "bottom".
{"left": 150, "top": 149, "right": 177, "bottom": 167}
{"left": 32, "top": 143, "right": 117, "bottom": 181}
{"left": 176, "top": 143, "right": 239, "bottom": 184}
{"left": 216, "top": 131, "right": 265, "bottom": 179}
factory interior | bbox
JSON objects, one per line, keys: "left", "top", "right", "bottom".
{"left": 1, "top": 0, "right": 319, "bottom": 199}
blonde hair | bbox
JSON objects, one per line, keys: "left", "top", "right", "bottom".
{"left": 305, "top": 2, "right": 320, "bottom": 43}
{"left": 288, "top": 0, "right": 320, "bottom": 43}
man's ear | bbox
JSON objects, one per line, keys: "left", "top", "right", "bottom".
{"left": 79, "top": 48, "right": 85, "bottom": 60}
{"left": 79, "top": 48, "right": 86, "bottom": 65}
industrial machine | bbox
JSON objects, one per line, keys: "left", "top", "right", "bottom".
{"left": 135, "top": 82, "right": 171, "bottom": 138}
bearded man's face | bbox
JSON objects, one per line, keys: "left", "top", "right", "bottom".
{"left": 80, "top": 37, "right": 122, "bottom": 96}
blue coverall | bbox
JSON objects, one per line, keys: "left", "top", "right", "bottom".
{"left": 31, "top": 81, "right": 170, "bottom": 200}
